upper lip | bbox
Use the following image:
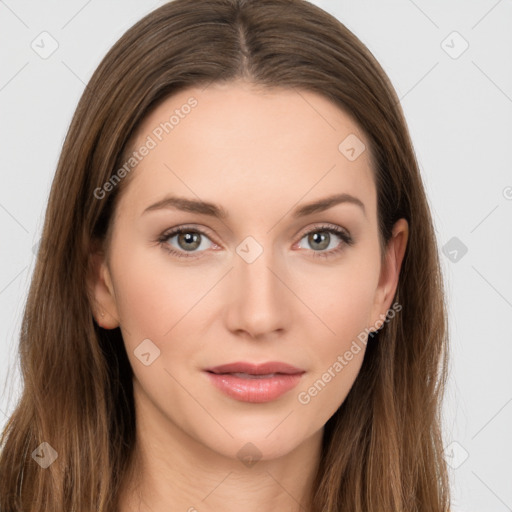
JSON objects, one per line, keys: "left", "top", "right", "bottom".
{"left": 205, "top": 361, "right": 305, "bottom": 375}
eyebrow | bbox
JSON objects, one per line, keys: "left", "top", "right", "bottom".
{"left": 142, "top": 192, "right": 366, "bottom": 219}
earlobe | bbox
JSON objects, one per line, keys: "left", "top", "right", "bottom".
{"left": 86, "top": 241, "right": 120, "bottom": 329}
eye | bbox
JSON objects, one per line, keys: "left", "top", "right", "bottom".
{"left": 157, "top": 225, "right": 216, "bottom": 259}
{"left": 157, "top": 223, "right": 354, "bottom": 260}
{"left": 296, "top": 224, "right": 354, "bottom": 259}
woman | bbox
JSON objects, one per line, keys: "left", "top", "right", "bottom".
{"left": 0, "top": 0, "right": 451, "bottom": 510}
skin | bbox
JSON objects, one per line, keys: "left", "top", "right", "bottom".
{"left": 88, "top": 79, "right": 408, "bottom": 512}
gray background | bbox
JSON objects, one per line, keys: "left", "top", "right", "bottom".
{"left": 1, "top": 0, "right": 511, "bottom": 510}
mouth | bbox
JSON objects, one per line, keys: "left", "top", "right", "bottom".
{"left": 203, "top": 361, "right": 305, "bottom": 403}
{"left": 205, "top": 361, "right": 304, "bottom": 375}
{"left": 214, "top": 372, "right": 286, "bottom": 379}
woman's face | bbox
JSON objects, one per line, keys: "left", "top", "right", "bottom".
{"left": 90, "top": 80, "right": 407, "bottom": 462}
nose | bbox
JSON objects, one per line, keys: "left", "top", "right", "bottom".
{"left": 223, "top": 240, "right": 292, "bottom": 340}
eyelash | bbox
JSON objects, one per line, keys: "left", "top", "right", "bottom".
{"left": 156, "top": 223, "right": 354, "bottom": 260}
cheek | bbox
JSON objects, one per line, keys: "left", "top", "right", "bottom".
{"left": 295, "top": 288, "right": 372, "bottom": 425}
{"left": 309, "top": 283, "right": 373, "bottom": 383}
{"left": 111, "top": 245, "right": 210, "bottom": 340}
{"left": 110, "top": 253, "right": 203, "bottom": 396}
{"left": 110, "top": 247, "right": 220, "bottom": 397}
{"left": 294, "top": 259, "right": 377, "bottom": 413}
{"left": 303, "top": 256, "right": 379, "bottom": 345}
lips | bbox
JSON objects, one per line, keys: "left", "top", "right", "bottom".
{"left": 205, "top": 361, "right": 305, "bottom": 376}
{"left": 204, "top": 361, "right": 305, "bottom": 403}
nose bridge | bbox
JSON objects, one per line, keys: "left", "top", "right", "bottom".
{"left": 226, "top": 235, "right": 289, "bottom": 336}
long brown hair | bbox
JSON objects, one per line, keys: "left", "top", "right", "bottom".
{"left": 0, "top": 0, "right": 450, "bottom": 510}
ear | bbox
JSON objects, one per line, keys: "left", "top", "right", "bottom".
{"left": 86, "top": 238, "right": 120, "bottom": 329}
{"left": 369, "top": 218, "right": 408, "bottom": 332}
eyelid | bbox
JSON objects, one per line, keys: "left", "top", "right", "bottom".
{"left": 160, "top": 223, "right": 217, "bottom": 240}
{"left": 159, "top": 222, "right": 351, "bottom": 241}
{"left": 295, "top": 222, "right": 351, "bottom": 240}
{"left": 157, "top": 222, "right": 354, "bottom": 259}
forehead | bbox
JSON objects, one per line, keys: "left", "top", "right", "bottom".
{"left": 118, "top": 81, "right": 376, "bottom": 223}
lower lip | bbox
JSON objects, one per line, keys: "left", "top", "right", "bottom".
{"left": 204, "top": 372, "right": 304, "bottom": 403}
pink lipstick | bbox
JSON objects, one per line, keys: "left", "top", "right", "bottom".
{"left": 204, "top": 361, "right": 305, "bottom": 403}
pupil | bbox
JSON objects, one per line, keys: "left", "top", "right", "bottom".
{"left": 179, "top": 232, "right": 200, "bottom": 251}
{"left": 310, "top": 231, "right": 329, "bottom": 250}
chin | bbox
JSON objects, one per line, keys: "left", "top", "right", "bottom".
{"left": 197, "top": 418, "right": 316, "bottom": 464}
